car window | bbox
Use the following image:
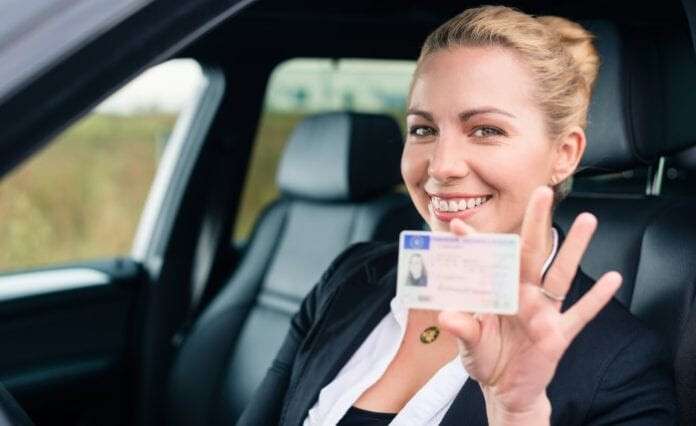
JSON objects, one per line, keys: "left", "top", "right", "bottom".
{"left": 0, "top": 59, "right": 204, "bottom": 271}
{"left": 233, "top": 58, "right": 416, "bottom": 242}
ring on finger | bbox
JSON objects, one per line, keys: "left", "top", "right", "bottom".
{"left": 538, "top": 286, "right": 566, "bottom": 302}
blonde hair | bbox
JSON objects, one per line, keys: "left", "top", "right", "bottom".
{"left": 414, "top": 5, "right": 600, "bottom": 202}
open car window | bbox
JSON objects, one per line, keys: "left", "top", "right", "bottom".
{"left": 0, "top": 59, "right": 204, "bottom": 272}
{"left": 233, "top": 58, "right": 415, "bottom": 242}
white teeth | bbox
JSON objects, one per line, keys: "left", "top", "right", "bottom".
{"left": 430, "top": 195, "right": 490, "bottom": 212}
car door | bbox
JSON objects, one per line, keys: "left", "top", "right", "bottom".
{"left": 0, "top": 58, "right": 221, "bottom": 425}
{"left": 0, "top": 1, "right": 255, "bottom": 424}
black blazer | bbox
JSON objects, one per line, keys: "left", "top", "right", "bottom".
{"left": 237, "top": 241, "right": 677, "bottom": 425}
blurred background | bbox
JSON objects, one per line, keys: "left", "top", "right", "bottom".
{"left": 0, "top": 58, "right": 415, "bottom": 271}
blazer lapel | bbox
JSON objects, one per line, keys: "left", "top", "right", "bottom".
{"left": 282, "top": 266, "right": 397, "bottom": 426}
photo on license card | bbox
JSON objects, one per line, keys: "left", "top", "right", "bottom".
{"left": 397, "top": 230, "right": 520, "bottom": 314}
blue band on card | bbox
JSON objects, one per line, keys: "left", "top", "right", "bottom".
{"left": 403, "top": 234, "right": 430, "bottom": 250}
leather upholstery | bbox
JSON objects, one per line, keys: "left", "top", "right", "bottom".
{"left": 581, "top": 21, "right": 636, "bottom": 173}
{"left": 559, "top": 25, "right": 696, "bottom": 424}
{"left": 675, "top": 307, "right": 696, "bottom": 425}
{"left": 581, "top": 22, "right": 696, "bottom": 174}
{"left": 674, "top": 146, "right": 696, "bottom": 171}
{"left": 631, "top": 202, "right": 696, "bottom": 356}
{"left": 555, "top": 196, "right": 674, "bottom": 306}
{"left": 165, "top": 113, "right": 421, "bottom": 425}
{"left": 557, "top": 23, "right": 696, "bottom": 364}
{"left": 556, "top": 197, "right": 696, "bottom": 357}
{"left": 277, "top": 112, "right": 404, "bottom": 201}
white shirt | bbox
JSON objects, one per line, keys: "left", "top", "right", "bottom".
{"left": 304, "top": 229, "right": 559, "bottom": 426}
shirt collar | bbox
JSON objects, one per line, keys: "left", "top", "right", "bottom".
{"left": 391, "top": 227, "right": 560, "bottom": 328}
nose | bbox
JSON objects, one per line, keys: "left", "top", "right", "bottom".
{"left": 428, "top": 130, "right": 471, "bottom": 183}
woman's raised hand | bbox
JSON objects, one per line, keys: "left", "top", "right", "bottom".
{"left": 438, "top": 186, "right": 622, "bottom": 426}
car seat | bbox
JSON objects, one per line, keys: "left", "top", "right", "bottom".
{"left": 554, "top": 23, "right": 696, "bottom": 425}
{"left": 165, "top": 112, "right": 422, "bottom": 425}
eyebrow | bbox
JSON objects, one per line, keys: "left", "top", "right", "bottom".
{"left": 406, "top": 109, "right": 434, "bottom": 121}
{"left": 406, "top": 107, "right": 516, "bottom": 122}
{"left": 460, "top": 107, "right": 516, "bottom": 121}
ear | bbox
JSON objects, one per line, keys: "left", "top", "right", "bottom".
{"left": 551, "top": 126, "right": 586, "bottom": 183}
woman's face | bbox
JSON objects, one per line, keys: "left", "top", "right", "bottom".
{"left": 402, "top": 46, "right": 565, "bottom": 234}
{"left": 409, "top": 255, "right": 423, "bottom": 278}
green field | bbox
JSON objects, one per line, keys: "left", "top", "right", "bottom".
{"left": 0, "top": 110, "right": 404, "bottom": 272}
{"left": 0, "top": 111, "right": 308, "bottom": 271}
{"left": 0, "top": 113, "right": 172, "bottom": 270}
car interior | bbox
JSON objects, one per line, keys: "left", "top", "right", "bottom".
{"left": 1, "top": 0, "right": 696, "bottom": 425}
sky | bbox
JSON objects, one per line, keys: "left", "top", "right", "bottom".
{"left": 94, "top": 57, "right": 416, "bottom": 115}
{"left": 96, "top": 59, "right": 203, "bottom": 114}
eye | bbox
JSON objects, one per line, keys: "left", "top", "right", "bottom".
{"left": 408, "top": 125, "right": 437, "bottom": 138}
{"left": 471, "top": 126, "right": 505, "bottom": 138}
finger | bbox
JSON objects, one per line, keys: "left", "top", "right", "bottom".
{"left": 519, "top": 186, "right": 554, "bottom": 284}
{"left": 542, "top": 213, "right": 597, "bottom": 307}
{"left": 438, "top": 310, "right": 482, "bottom": 349}
{"left": 561, "top": 271, "right": 622, "bottom": 340}
{"left": 450, "top": 218, "right": 478, "bottom": 236}
{"left": 518, "top": 281, "right": 549, "bottom": 321}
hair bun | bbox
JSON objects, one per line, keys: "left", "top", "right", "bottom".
{"left": 537, "top": 16, "right": 600, "bottom": 91}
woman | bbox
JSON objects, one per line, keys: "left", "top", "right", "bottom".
{"left": 406, "top": 253, "right": 428, "bottom": 287}
{"left": 238, "top": 6, "right": 676, "bottom": 425}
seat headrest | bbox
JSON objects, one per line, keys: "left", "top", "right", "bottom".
{"left": 581, "top": 21, "right": 696, "bottom": 174}
{"left": 276, "top": 112, "right": 404, "bottom": 201}
{"left": 674, "top": 145, "right": 696, "bottom": 171}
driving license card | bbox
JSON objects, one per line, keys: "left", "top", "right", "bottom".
{"left": 396, "top": 230, "right": 520, "bottom": 314}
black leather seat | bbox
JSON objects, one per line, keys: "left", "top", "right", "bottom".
{"left": 556, "top": 22, "right": 696, "bottom": 363}
{"left": 165, "top": 112, "right": 421, "bottom": 425}
{"left": 675, "top": 307, "right": 696, "bottom": 425}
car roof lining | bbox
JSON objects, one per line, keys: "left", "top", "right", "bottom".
{"left": 184, "top": 0, "right": 690, "bottom": 65}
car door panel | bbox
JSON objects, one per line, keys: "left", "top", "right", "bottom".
{"left": 0, "top": 259, "right": 144, "bottom": 425}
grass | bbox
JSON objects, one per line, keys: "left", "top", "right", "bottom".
{"left": 0, "top": 113, "right": 175, "bottom": 271}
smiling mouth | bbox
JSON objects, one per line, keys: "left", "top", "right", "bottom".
{"left": 429, "top": 194, "right": 493, "bottom": 213}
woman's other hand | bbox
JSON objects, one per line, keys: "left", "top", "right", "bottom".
{"left": 438, "top": 186, "right": 622, "bottom": 426}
